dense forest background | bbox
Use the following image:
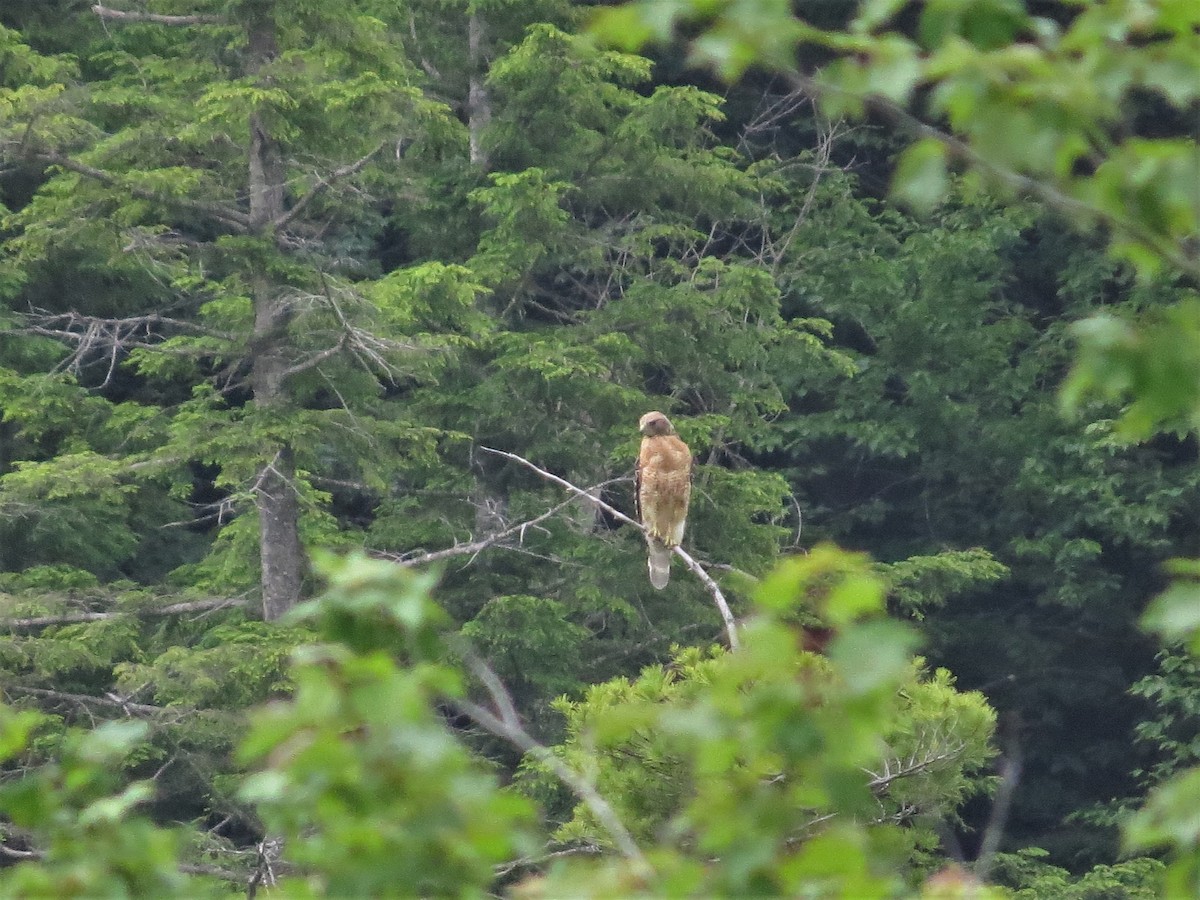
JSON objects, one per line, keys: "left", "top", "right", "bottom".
{"left": 1, "top": 0, "right": 1198, "bottom": 896}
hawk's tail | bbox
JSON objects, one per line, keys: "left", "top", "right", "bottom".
{"left": 647, "top": 538, "right": 672, "bottom": 590}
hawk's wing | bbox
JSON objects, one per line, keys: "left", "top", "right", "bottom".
{"left": 634, "top": 449, "right": 645, "bottom": 524}
{"left": 636, "top": 433, "right": 692, "bottom": 589}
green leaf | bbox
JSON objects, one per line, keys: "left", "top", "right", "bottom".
{"left": 892, "top": 139, "right": 950, "bottom": 212}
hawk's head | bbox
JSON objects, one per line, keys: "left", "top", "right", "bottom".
{"left": 639, "top": 411, "right": 676, "bottom": 436}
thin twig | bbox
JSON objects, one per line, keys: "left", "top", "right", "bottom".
{"left": 479, "top": 446, "right": 741, "bottom": 650}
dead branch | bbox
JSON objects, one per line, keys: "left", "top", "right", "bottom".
{"left": 375, "top": 480, "right": 622, "bottom": 569}
{"left": 269, "top": 280, "right": 422, "bottom": 384}
{"left": 865, "top": 741, "right": 968, "bottom": 793}
{"left": 246, "top": 838, "right": 284, "bottom": 898}
{"left": 479, "top": 446, "right": 741, "bottom": 650}
{"left": 493, "top": 843, "right": 602, "bottom": 879}
{"left": 452, "top": 647, "right": 654, "bottom": 880}
{"left": 19, "top": 310, "right": 238, "bottom": 384}
{"left": 0, "top": 597, "right": 245, "bottom": 633}
{"left": 275, "top": 333, "right": 350, "bottom": 381}
{"left": 92, "top": 5, "right": 224, "bottom": 26}
{"left": 3, "top": 684, "right": 179, "bottom": 718}
{"left": 273, "top": 144, "right": 385, "bottom": 231}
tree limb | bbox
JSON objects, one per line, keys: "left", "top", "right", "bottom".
{"left": 479, "top": 446, "right": 742, "bottom": 650}
{"left": 375, "top": 481, "right": 622, "bottom": 569}
{"left": 92, "top": 5, "right": 224, "bottom": 26}
{"left": 493, "top": 843, "right": 602, "bottom": 879}
{"left": 36, "top": 152, "right": 252, "bottom": 232}
{"left": 18, "top": 310, "right": 239, "bottom": 384}
{"left": 452, "top": 646, "right": 654, "bottom": 881}
{"left": 273, "top": 144, "right": 385, "bottom": 231}
{"left": 382, "top": 507, "right": 565, "bottom": 567}
{"left": 973, "top": 741, "right": 1022, "bottom": 881}
{"left": 2, "top": 684, "right": 180, "bottom": 718}
{"left": 865, "top": 741, "right": 968, "bottom": 793}
{"left": 0, "top": 597, "right": 245, "bottom": 633}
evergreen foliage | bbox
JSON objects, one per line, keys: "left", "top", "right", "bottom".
{"left": 0, "top": 0, "right": 1196, "bottom": 894}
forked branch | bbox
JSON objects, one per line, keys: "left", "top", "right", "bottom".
{"left": 273, "top": 144, "right": 386, "bottom": 231}
{"left": 376, "top": 487, "right": 612, "bottom": 569}
{"left": 479, "top": 446, "right": 741, "bottom": 650}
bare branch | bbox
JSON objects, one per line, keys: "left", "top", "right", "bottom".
{"left": 19, "top": 310, "right": 239, "bottom": 381}
{"left": 92, "top": 5, "right": 224, "bottom": 25}
{"left": 375, "top": 491, "right": 597, "bottom": 568}
{"left": 270, "top": 280, "right": 423, "bottom": 385}
{"left": 247, "top": 839, "right": 284, "bottom": 898}
{"left": 3, "top": 684, "right": 179, "bottom": 719}
{"left": 453, "top": 647, "right": 654, "bottom": 880}
{"left": 273, "top": 144, "right": 385, "bottom": 231}
{"left": 479, "top": 446, "right": 741, "bottom": 650}
{"left": 865, "top": 741, "right": 968, "bottom": 793}
{"left": 0, "top": 597, "right": 245, "bottom": 633}
{"left": 493, "top": 843, "right": 602, "bottom": 879}
{"left": 275, "top": 333, "right": 350, "bottom": 381}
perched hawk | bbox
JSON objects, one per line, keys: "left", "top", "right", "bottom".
{"left": 635, "top": 411, "right": 692, "bottom": 589}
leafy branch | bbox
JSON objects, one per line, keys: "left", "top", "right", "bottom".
{"left": 786, "top": 71, "right": 1200, "bottom": 282}
{"left": 35, "top": 152, "right": 253, "bottom": 233}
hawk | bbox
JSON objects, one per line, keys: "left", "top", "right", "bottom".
{"left": 635, "top": 411, "right": 692, "bottom": 589}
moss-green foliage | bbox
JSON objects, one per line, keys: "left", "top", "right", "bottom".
{"left": 537, "top": 649, "right": 995, "bottom": 852}
{"left": 0, "top": 549, "right": 1003, "bottom": 897}
{"left": 519, "top": 547, "right": 994, "bottom": 896}
{"left": 461, "top": 594, "right": 590, "bottom": 700}
{"left": 2, "top": 0, "right": 1199, "bottom": 893}
{"left": 991, "top": 848, "right": 1164, "bottom": 899}
{"left": 237, "top": 555, "right": 540, "bottom": 897}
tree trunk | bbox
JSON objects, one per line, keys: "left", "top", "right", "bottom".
{"left": 467, "top": 13, "right": 491, "bottom": 168}
{"left": 245, "top": 4, "right": 304, "bottom": 620}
